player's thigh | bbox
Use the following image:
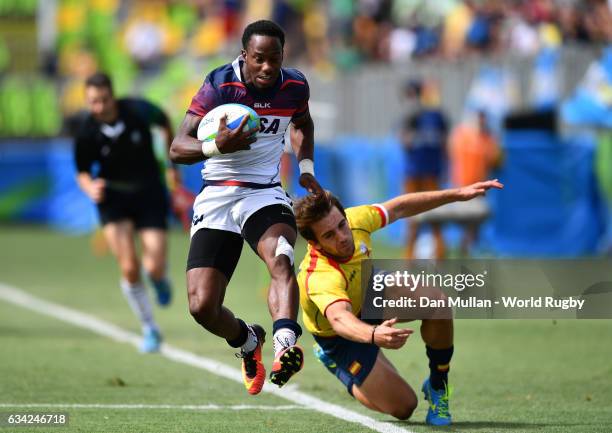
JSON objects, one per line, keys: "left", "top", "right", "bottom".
{"left": 353, "top": 352, "right": 417, "bottom": 416}
{"left": 103, "top": 220, "right": 137, "bottom": 262}
{"left": 186, "top": 228, "right": 243, "bottom": 303}
{"left": 242, "top": 204, "right": 297, "bottom": 264}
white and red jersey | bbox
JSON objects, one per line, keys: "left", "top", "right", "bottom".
{"left": 188, "top": 56, "right": 309, "bottom": 185}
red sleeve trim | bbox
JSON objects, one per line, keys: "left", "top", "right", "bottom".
{"left": 372, "top": 204, "right": 388, "bottom": 227}
{"left": 187, "top": 107, "right": 207, "bottom": 117}
{"left": 219, "top": 82, "right": 246, "bottom": 89}
{"left": 323, "top": 298, "right": 352, "bottom": 318}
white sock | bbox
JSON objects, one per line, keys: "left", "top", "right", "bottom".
{"left": 273, "top": 328, "right": 297, "bottom": 356}
{"left": 120, "top": 279, "right": 158, "bottom": 332}
{"left": 240, "top": 326, "right": 258, "bottom": 353}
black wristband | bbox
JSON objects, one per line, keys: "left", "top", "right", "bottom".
{"left": 371, "top": 325, "right": 378, "bottom": 345}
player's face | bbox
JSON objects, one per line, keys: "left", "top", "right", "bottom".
{"left": 311, "top": 207, "right": 355, "bottom": 260}
{"left": 85, "top": 85, "right": 117, "bottom": 123}
{"left": 241, "top": 35, "right": 283, "bottom": 89}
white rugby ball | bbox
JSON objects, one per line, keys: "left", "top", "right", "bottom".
{"left": 197, "top": 103, "right": 260, "bottom": 142}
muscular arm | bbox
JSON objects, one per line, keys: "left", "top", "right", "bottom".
{"left": 325, "top": 301, "right": 412, "bottom": 349}
{"left": 382, "top": 179, "right": 504, "bottom": 225}
{"left": 290, "top": 111, "right": 323, "bottom": 194}
{"left": 169, "top": 113, "right": 205, "bottom": 164}
{"left": 290, "top": 110, "right": 314, "bottom": 162}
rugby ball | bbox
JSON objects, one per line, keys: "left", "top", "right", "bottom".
{"left": 197, "top": 103, "right": 260, "bottom": 142}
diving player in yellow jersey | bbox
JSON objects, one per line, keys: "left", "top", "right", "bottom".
{"left": 294, "top": 180, "right": 503, "bottom": 425}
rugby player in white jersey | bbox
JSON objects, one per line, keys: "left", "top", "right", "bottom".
{"left": 170, "top": 20, "right": 323, "bottom": 395}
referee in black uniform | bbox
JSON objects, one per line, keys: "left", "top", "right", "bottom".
{"left": 73, "top": 72, "right": 178, "bottom": 353}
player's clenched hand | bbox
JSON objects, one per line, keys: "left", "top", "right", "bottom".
{"left": 87, "top": 178, "right": 106, "bottom": 203}
{"left": 373, "top": 318, "right": 413, "bottom": 349}
{"left": 456, "top": 179, "right": 504, "bottom": 201}
{"left": 214, "top": 114, "right": 258, "bottom": 154}
{"left": 299, "top": 173, "right": 324, "bottom": 196}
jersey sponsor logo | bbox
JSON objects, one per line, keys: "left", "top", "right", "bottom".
{"left": 359, "top": 241, "right": 370, "bottom": 257}
{"left": 259, "top": 117, "right": 280, "bottom": 134}
{"left": 254, "top": 102, "right": 271, "bottom": 109}
{"left": 192, "top": 213, "right": 204, "bottom": 226}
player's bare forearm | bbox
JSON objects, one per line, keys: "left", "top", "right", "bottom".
{"left": 170, "top": 114, "right": 205, "bottom": 164}
{"left": 383, "top": 189, "right": 456, "bottom": 224}
{"left": 326, "top": 302, "right": 412, "bottom": 349}
{"left": 326, "top": 301, "right": 375, "bottom": 344}
{"left": 76, "top": 172, "right": 93, "bottom": 193}
{"left": 290, "top": 111, "right": 314, "bottom": 161}
{"left": 383, "top": 179, "right": 504, "bottom": 224}
{"left": 76, "top": 172, "right": 105, "bottom": 203}
{"left": 290, "top": 111, "right": 323, "bottom": 194}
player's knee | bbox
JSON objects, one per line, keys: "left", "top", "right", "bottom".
{"left": 120, "top": 261, "right": 140, "bottom": 283}
{"left": 390, "top": 401, "right": 416, "bottom": 420}
{"left": 144, "top": 262, "right": 166, "bottom": 280}
{"left": 274, "top": 235, "right": 294, "bottom": 264}
{"left": 187, "top": 291, "right": 220, "bottom": 327}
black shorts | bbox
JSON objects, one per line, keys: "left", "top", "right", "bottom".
{"left": 97, "top": 184, "right": 169, "bottom": 230}
{"left": 186, "top": 204, "right": 296, "bottom": 280}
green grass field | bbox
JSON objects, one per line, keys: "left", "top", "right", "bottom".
{"left": 0, "top": 225, "right": 611, "bottom": 433}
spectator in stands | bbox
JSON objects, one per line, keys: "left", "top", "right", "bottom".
{"left": 449, "top": 110, "right": 502, "bottom": 255}
{"left": 400, "top": 79, "right": 449, "bottom": 259}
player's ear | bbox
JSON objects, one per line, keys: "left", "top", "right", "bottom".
{"left": 240, "top": 49, "right": 246, "bottom": 59}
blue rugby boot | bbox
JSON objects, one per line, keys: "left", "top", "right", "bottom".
{"left": 140, "top": 328, "right": 162, "bottom": 353}
{"left": 422, "top": 378, "right": 452, "bottom": 426}
{"left": 151, "top": 277, "right": 172, "bottom": 307}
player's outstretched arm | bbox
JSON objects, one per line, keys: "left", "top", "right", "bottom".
{"left": 382, "top": 179, "right": 504, "bottom": 224}
{"left": 326, "top": 301, "right": 413, "bottom": 349}
{"left": 291, "top": 111, "right": 324, "bottom": 195}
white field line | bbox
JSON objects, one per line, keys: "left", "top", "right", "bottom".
{"left": 0, "top": 283, "right": 414, "bottom": 433}
{"left": 0, "top": 403, "right": 303, "bottom": 411}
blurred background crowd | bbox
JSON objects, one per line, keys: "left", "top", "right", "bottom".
{"left": 0, "top": 0, "right": 610, "bottom": 136}
{"left": 0, "top": 0, "right": 611, "bottom": 258}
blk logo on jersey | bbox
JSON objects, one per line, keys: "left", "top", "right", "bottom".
{"left": 259, "top": 117, "right": 280, "bottom": 134}
{"left": 254, "top": 102, "right": 271, "bottom": 109}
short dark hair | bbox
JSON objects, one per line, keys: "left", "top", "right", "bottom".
{"left": 242, "top": 20, "right": 285, "bottom": 49}
{"left": 294, "top": 191, "right": 346, "bottom": 242}
{"left": 85, "top": 72, "right": 113, "bottom": 94}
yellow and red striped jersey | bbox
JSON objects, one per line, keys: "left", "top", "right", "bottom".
{"left": 297, "top": 204, "right": 388, "bottom": 337}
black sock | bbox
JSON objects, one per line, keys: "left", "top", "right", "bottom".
{"left": 226, "top": 319, "right": 249, "bottom": 348}
{"left": 272, "top": 318, "right": 302, "bottom": 338}
{"left": 426, "top": 345, "right": 454, "bottom": 390}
